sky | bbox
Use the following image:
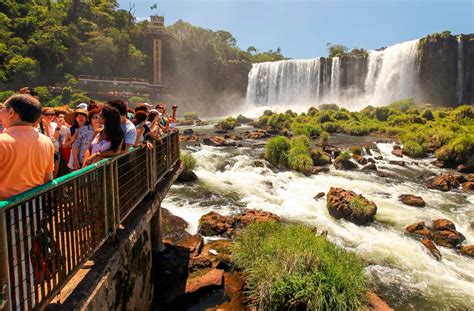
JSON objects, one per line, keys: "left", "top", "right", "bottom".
{"left": 118, "top": 0, "right": 474, "bottom": 59}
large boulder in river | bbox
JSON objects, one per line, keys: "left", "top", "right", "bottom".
{"left": 202, "top": 136, "right": 236, "bottom": 147}
{"left": 429, "top": 174, "right": 460, "bottom": 191}
{"left": 198, "top": 212, "right": 234, "bottom": 237}
{"left": 326, "top": 187, "right": 377, "bottom": 225}
{"left": 421, "top": 239, "right": 442, "bottom": 260}
{"left": 462, "top": 182, "right": 474, "bottom": 192}
{"left": 405, "top": 222, "right": 432, "bottom": 239}
{"left": 460, "top": 245, "right": 474, "bottom": 258}
{"left": 399, "top": 194, "right": 426, "bottom": 207}
{"left": 333, "top": 157, "right": 358, "bottom": 170}
{"left": 311, "top": 148, "right": 332, "bottom": 166}
{"left": 233, "top": 209, "right": 280, "bottom": 233}
{"left": 431, "top": 219, "right": 465, "bottom": 248}
{"left": 352, "top": 154, "right": 368, "bottom": 165}
{"left": 391, "top": 149, "right": 403, "bottom": 158}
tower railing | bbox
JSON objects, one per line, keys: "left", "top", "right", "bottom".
{"left": 0, "top": 132, "right": 180, "bottom": 311}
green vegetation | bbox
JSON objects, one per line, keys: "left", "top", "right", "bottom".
{"left": 236, "top": 114, "right": 253, "bottom": 124}
{"left": 217, "top": 117, "right": 240, "bottom": 130}
{"left": 339, "top": 150, "right": 351, "bottom": 161}
{"left": 321, "top": 131, "right": 329, "bottom": 147}
{"left": 319, "top": 103, "right": 340, "bottom": 111}
{"left": 288, "top": 136, "right": 312, "bottom": 173}
{"left": 179, "top": 152, "right": 197, "bottom": 181}
{"left": 265, "top": 136, "right": 291, "bottom": 167}
{"left": 232, "top": 222, "right": 368, "bottom": 311}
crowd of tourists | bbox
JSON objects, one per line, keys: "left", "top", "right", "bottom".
{"left": 0, "top": 89, "right": 178, "bottom": 200}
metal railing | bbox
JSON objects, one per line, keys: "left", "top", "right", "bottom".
{"left": 0, "top": 132, "right": 180, "bottom": 311}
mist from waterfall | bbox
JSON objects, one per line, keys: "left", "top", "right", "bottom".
{"left": 245, "top": 39, "right": 421, "bottom": 112}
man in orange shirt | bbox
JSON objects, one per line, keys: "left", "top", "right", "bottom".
{"left": 0, "top": 94, "right": 54, "bottom": 200}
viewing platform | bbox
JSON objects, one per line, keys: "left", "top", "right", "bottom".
{"left": 0, "top": 132, "right": 181, "bottom": 311}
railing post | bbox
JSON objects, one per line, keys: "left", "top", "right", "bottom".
{"left": 0, "top": 210, "right": 11, "bottom": 311}
{"left": 166, "top": 134, "right": 171, "bottom": 170}
{"left": 113, "top": 160, "right": 120, "bottom": 225}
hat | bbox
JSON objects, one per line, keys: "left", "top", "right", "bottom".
{"left": 77, "top": 103, "right": 88, "bottom": 109}
{"left": 149, "top": 109, "right": 159, "bottom": 114}
{"left": 66, "top": 108, "right": 88, "bottom": 125}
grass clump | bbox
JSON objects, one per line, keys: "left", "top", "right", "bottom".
{"left": 402, "top": 141, "right": 427, "bottom": 158}
{"left": 236, "top": 114, "right": 253, "bottom": 124}
{"left": 288, "top": 136, "right": 313, "bottom": 173}
{"left": 183, "top": 112, "right": 199, "bottom": 120}
{"left": 339, "top": 150, "right": 351, "bottom": 161}
{"left": 217, "top": 117, "right": 240, "bottom": 130}
{"left": 265, "top": 136, "right": 291, "bottom": 167}
{"left": 232, "top": 222, "right": 368, "bottom": 311}
{"left": 387, "top": 98, "right": 416, "bottom": 112}
{"left": 291, "top": 122, "right": 322, "bottom": 138}
{"left": 435, "top": 133, "right": 474, "bottom": 164}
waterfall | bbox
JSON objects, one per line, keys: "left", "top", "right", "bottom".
{"left": 456, "top": 37, "right": 464, "bottom": 104}
{"left": 245, "top": 39, "right": 421, "bottom": 110}
{"left": 330, "top": 57, "right": 341, "bottom": 99}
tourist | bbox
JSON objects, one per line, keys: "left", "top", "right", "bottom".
{"left": 108, "top": 99, "right": 136, "bottom": 152}
{"left": 155, "top": 104, "right": 170, "bottom": 133}
{"left": 0, "top": 94, "right": 54, "bottom": 200}
{"left": 82, "top": 106, "right": 124, "bottom": 166}
{"left": 62, "top": 108, "right": 88, "bottom": 165}
{"left": 70, "top": 108, "right": 102, "bottom": 170}
{"left": 40, "top": 107, "right": 61, "bottom": 177}
{"left": 132, "top": 111, "right": 150, "bottom": 145}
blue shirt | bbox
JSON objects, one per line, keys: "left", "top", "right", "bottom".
{"left": 121, "top": 120, "right": 137, "bottom": 147}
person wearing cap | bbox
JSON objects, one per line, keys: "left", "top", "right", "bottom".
{"left": 0, "top": 94, "right": 54, "bottom": 199}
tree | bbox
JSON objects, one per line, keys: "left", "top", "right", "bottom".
{"left": 327, "top": 44, "right": 348, "bottom": 58}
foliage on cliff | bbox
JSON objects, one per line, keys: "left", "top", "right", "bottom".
{"left": 232, "top": 222, "right": 368, "bottom": 310}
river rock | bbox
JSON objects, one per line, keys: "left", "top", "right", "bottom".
{"left": 349, "top": 146, "right": 363, "bottom": 155}
{"left": 185, "top": 268, "right": 224, "bottom": 295}
{"left": 361, "top": 163, "right": 378, "bottom": 172}
{"left": 460, "top": 245, "right": 474, "bottom": 258}
{"left": 352, "top": 154, "right": 368, "bottom": 165}
{"left": 233, "top": 209, "right": 280, "bottom": 233}
{"left": 189, "top": 240, "right": 232, "bottom": 271}
{"left": 311, "top": 149, "right": 332, "bottom": 166}
{"left": 467, "top": 174, "right": 474, "bottom": 182}
{"left": 314, "top": 192, "right": 325, "bottom": 200}
{"left": 162, "top": 208, "right": 192, "bottom": 243}
{"left": 389, "top": 160, "right": 405, "bottom": 166}
{"left": 333, "top": 157, "right": 358, "bottom": 170}
{"left": 421, "top": 239, "right": 442, "bottom": 260}
{"left": 399, "top": 194, "right": 426, "bottom": 207}
{"left": 430, "top": 160, "right": 446, "bottom": 168}
{"left": 432, "top": 219, "right": 456, "bottom": 231}
{"left": 367, "top": 292, "right": 394, "bottom": 311}
{"left": 176, "top": 234, "right": 204, "bottom": 257}
{"left": 308, "top": 166, "right": 330, "bottom": 174}
{"left": 374, "top": 156, "right": 383, "bottom": 160}
{"left": 392, "top": 149, "right": 403, "bottom": 158}
{"left": 429, "top": 174, "right": 460, "bottom": 191}
{"left": 198, "top": 212, "right": 234, "bottom": 237}
{"left": 462, "top": 182, "right": 474, "bottom": 191}
{"left": 183, "top": 128, "right": 194, "bottom": 135}
{"left": 432, "top": 230, "right": 465, "bottom": 248}
{"left": 457, "top": 164, "right": 474, "bottom": 173}
{"left": 202, "top": 136, "right": 235, "bottom": 147}
{"left": 242, "top": 130, "right": 268, "bottom": 139}
{"left": 368, "top": 158, "right": 376, "bottom": 164}
{"left": 254, "top": 160, "right": 266, "bottom": 168}
{"left": 326, "top": 187, "right": 377, "bottom": 225}
{"left": 405, "top": 222, "right": 432, "bottom": 239}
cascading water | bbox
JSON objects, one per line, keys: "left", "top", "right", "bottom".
{"left": 456, "top": 36, "right": 464, "bottom": 104}
{"left": 245, "top": 39, "right": 421, "bottom": 111}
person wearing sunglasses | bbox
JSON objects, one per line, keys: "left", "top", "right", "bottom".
{"left": 0, "top": 94, "right": 54, "bottom": 200}
{"left": 70, "top": 108, "right": 102, "bottom": 170}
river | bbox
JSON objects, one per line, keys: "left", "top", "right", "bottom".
{"left": 163, "top": 124, "right": 474, "bottom": 310}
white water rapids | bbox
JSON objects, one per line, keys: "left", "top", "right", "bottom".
{"left": 244, "top": 39, "right": 421, "bottom": 114}
{"left": 164, "top": 138, "right": 474, "bottom": 310}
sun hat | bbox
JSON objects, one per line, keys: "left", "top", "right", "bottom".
{"left": 66, "top": 108, "right": 88, "bottom": 125}
{"left": 77, "top": 103, "right": 88, "bottom": 109}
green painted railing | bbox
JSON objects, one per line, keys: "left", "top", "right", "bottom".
{"left": 0, "top": 131, "right": 180, "bottom": 311}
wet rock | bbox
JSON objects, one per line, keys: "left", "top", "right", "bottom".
{"left": 467, "top": 174, "right": 474, "bottom": 182}
{"left": 212, "top": 272, "right": 247, "bottom": 310}
{"left": 368, "top": 158, "right": 376, "bottom": 164}
{"left": 230, "top": 135, "right": 243, "bottom": 141}
{"left": 457, "top": 164, "right": 474, "bottom": 173}
{"left": 429, "top": 174, "right": 460, "bottom": 191}
{"left": 460, "top": 245, "right": 474, "bottom": 258}
{"left": 180, "top": 135, "right": 199, "bottom": 143}
{"left": 308, "top": 166, "right": 330, "bottom": 174}
{"left": 462, "top": 182, "right": 474, "bottom": 191}
{"left": 214, "top": 129, "right": 229, "bottom": 134}
{"left": 314, "top": 192, "right": 325, "bottom": 200}
{"left": 198, "top": 212, "right": 234, "bottom": 237}
{"left": 326, "top": 187, "right": 377, "bottom": 225}
{"left": 203, "top": 136, "right": 236, "bottom": 147}
{"left": 405, "top": 222, "right": 432, "bottom": 239}
{"left": 393, "top": 145, "right": 402, "bottom": 150}
{"left": 430, "top": 160, "right": 446, "bottom": 168}
{"left": 391, "top": 149, "right": 403, "bottom": 158}
{"left": 352, "top": 154, "right": 368, "bottom": 165}
{"left": 333, "top": 157, "right": 358, "bottom": 170}
{"left": 452, "top": 173, "right": 467, "bottom": 183}
{"left": 432, "top": 219, "right": 456, "bottom": 231}
{"left": 374, "top": 156, "right": 383, "bottom": 160}
{"left": 242, "top": 130, "right": 268, "bottom": 140}
{"left": 254, "top": 160, "right": 266, "bottom": 168}
{"left": 432, "top": 230, "right": 465, "bottom": 248}
{"left": 183, "top": 128, "right": 194, "bottom": 135}
{"left": 399, "top": 194, "right": 426, "bottom": 207}
{"left": 177, "top": 170, "right": 198, "bottom": 183}
{"left": 176, "top": 234, "right": 204, "bottom": 257}
{"left": 388, "top": 160, "right": 405, "bottom": 166}
{"left": 421, "top": 239, "right": 442, "bottom": 260}
{"left": 367, "top": 291, "right": 394, "bottom": 311}
{"left": 162, "top": 208, "right": 192, "bottom": 244}
{"left": 189, "top": 240, "right": 232, "bottom": 271}
{"left": 311, "top": 149, "right": 332, "bottom": 166}
{"left": 233, "top": 209, "right": 280, "bottom": 233}
{"left": 361, "top": 163, "right": 378, "bottom": 172}
{"left": 349, "top": 146, "right": 363, "bottom": 155}
{"left": 185, "top": 268, "right": 224, "bottom": 295}
{"left": 376, "top": 171, "right": 391, "bottom": 178}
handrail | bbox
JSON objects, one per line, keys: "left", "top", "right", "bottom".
{"left": 0, "top": 131, "right": 180, "bottom": 311}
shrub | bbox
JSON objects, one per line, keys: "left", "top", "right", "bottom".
{"left": 217, "top": 117, "right": 240, "bottom": 130}
{"left": 256, "top": 115, "right": 271, "bottom": 127}
{"left": 184, "top": 112, "right": 200, "bottom": 120}
{"left": 343, "top": 122, "right": 369, "bottom": 136}
{"left": 333, "top": 110, "right": 350, "bottom": 120}
{"left": 291, "top": 122, "right": 322, "bottom": 138}
{"left": 265, "top": 136, "right": 291, "bottom": 167}
{"left": 318, "top": 111, "right": 333, "bottom": 123}
{"left": 285, "top": 109, "right": 297, "bottom": 117}
{"left": 263, "top": 109, "right": 274, "bottom": 116}
{"left": 339, "top": 150, "right": 351, "bottom": 161}
{"left": 435, "top": 133, "right": 474, "bottom": 163}
{"left": 319, "top": 103, "right": 340, "bottom": 111}
{"left": 374, "top": 107, "right": 390, "bottom": 121}
{"left": 454, "top": 105, "right": 474, "bottom": 121}
{"left": 268, "top": 113, "right": 291, "bottom": 130}
{"left": 322, "top": 122, "right": 339, "bottom": 133}
{"left": 288, "top": 136, "right": 312, "bottom": 173}
{"left": 422, "top": 109, "right": 434, "bottom": 121}
{"left": 387, "top": 98, "right": 417, "bottom": 112}
{"left": 402, "top": 141, "right": 427, "bottom": 158}
{"left": 321, "top": 131, "right": 329, "bottom": 146}
{"left": 232, "top": 222, "right": 368, "bottom": 311}
{"left": 307, "top": 106, "right": 319, "bottom": 117}
{"left": 236, "top": 114, "right": 253, "bottom": 124}
{"left": 180, "top": 152, "right": 196, "bottom": 175}
{"left": 361, "top": 105, "right": 375, "bottom": 118}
